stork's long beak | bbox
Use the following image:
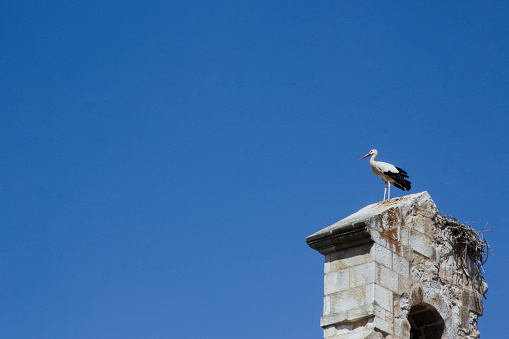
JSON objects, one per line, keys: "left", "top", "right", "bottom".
{"left": 359, "top": 153, "right": 370, "bottom": 160}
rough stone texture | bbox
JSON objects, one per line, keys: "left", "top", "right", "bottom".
{"left": 307, "top": 191, "right": 487, "bottom": 339}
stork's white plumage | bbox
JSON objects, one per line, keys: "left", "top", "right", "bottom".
{"left": 360, "top": 149, "right": 411, "bottom": 201}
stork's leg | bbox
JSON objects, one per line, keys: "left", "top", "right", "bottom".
{"left": 383, "top": 183, "right": 387, "bottom": 201}
{"left": 388, "top": 182, "right": 391, "bottom": 200}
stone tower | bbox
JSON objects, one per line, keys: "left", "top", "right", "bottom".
{"left": 306, "top": 192, "right": 488, "bottom": 339}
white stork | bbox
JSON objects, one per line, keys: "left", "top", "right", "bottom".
{"left": 360, "top": 149, "right": 411, "bottom": 201}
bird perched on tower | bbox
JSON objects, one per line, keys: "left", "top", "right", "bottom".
{"left": 360, "top": 149, "right": 411, "bottom": 201}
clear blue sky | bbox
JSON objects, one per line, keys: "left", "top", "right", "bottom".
{"left": 1, "top": 1, "right": 508, "bottom": 338}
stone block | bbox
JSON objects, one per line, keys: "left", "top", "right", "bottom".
{"left": 430, "top": 242, "right": 441, "bottom": 262}
{"left": 399, "top": 226, "right": 409, "bottom": 247}
{"left": 370, "top": 243, "right": 392, "bottom": 269}
{"left": 469, "top": 292, "right": 484, "bottom": 315}
{"left": 406, "top": 215, "right": 433, "bottom": 237}
{"left": 400, "top": 245, "right": 413, "bottom": 262}
{"left": 329, "top": 244, "right": 372, "bottom": 262}
{"left": 323, "top": 326, "right": 336, "bottom": 338}
{"left": 373, "top": 316, "right": 393, "bottom": 335}
{"left": 439, "top": 256, "right": 454, "bottom": 284}
{"left": 460, "top": 306, "right": 470, "bottom": 329}
{"left": 347, "top": 304, "right": 375, "bottom": 321}
{"left": 416, "top": 198, "right": 439, "bottom": 219}
{"left": 328, "top": 245, "right": 372, "bottom": 272}
{"left": 393, "top": 253, "right": 410, "bottom": 278}
{"left": 382, "top": 207, "right": 403, "bottom": 228}
{"left": 381, "top": 227, "right": 401, "bottom": 254}
{"left": 340, "top": 253, "right": 372, "bottom": 269}
{"left": 398, "top": 275, "right": 412, "bottom": 294}
{"left": 409, "top": 230, "right": 432, "bottom": 258}
{"left": 369, "top": 229, "right": 387, "bottom": 248}
{"left": 325, "top": 256, "right": 331, "bottom": 274}
{"left": 325, "top": 269, "right": 350, "bottom": 295}
{"left": 324, "top": 296, "right": 331, "bottom": 315}
{"left": 461, "top": 290, "right": 470, "bottom": 307}
{"left": 331, "top": 286, "right": 368, "bottom": 314}
{"left": 350, "top": 262, "right": 377, "bottom": 287}
{"left": 379, "top": 265, "right": 398, "bottom": 293}
{"left": 373, "top": 304, "right": 386, "bottom": 320}
{"left": 367, "top": 284, "right": 393, "bottom": 312}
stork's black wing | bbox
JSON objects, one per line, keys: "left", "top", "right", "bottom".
{"left": 384, "top": 167, "right": 411, "bottom": 191}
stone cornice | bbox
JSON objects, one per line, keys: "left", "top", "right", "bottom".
{"left": 306, "top": 221, "right": 373, "bottom": 255}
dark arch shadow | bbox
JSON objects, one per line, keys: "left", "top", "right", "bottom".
{"left": 408, "top": 303, "right": 444, "bottom": 339}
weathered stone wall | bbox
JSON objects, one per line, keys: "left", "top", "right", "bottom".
{"left": 306, "top": 192, "right": 487, "bottom": 339}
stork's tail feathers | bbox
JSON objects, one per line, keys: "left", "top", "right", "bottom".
{"left": 392, "top": 179, "right": 411, "bottom": 191}
{"left": 386, "top": 167, "right": 411, "bottom": 191}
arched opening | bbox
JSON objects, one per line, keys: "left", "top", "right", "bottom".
{"left": 408, "top": 303, "right": 444, "bottom": 339}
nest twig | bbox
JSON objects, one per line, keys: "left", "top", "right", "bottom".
{"left": 435, "top": 213, "right": 491, "bottom": 271}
